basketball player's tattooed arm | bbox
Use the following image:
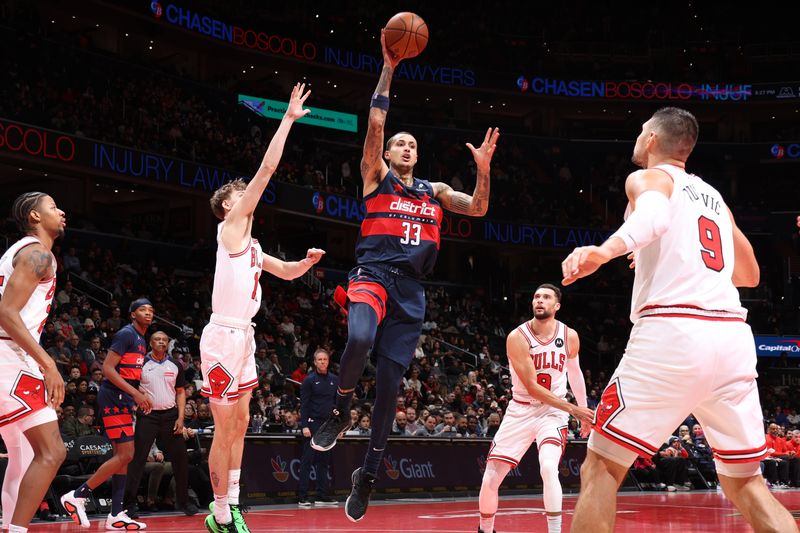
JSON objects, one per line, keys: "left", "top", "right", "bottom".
{"left": 506, "top": 330, "right": 594, "bottom": 425}
{"left": 0, "top": 245, "right": 64, "bottom": 408}
{"left": 728, "top": 207, "right": 759, "bottom": 287}
{"left": 262, "top": 248, "right": 326, "bottom": 280}
{"left": 361, "top": 30, "right": 402, "bottom": 189}
{"left": 432, "top": 127, "right": 500, "bottom": 217}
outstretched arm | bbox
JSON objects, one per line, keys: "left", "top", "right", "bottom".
{"left": 262, "top": 248, "right": 325, "bottom": 280}
{"left": 561, "top": 168, "right": 673, "bottom": 285}
{"left": 226, "top": 83, "right": 311, "bottom": 229}
{"left": 432, "top": 127, "right": 499, "bottom": 217}
{"left": 361, "top": 30, "right": 402, "bottom": 191}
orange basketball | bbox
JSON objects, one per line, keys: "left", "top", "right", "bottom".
{"left": 384, "top": 12, "right": 428, "bottom": 60}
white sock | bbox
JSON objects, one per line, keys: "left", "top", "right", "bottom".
{"left": 9, "top": 525, "right": 27, "bottom": 533}
{"left": 213, "top": 494, "right": 231, "bottom": 524}
{"left": 547, "top": 514, "right": 562, "bottom": 533}
{"left": 228, "top": 469, "right": 241, "bottom": 506}
{"left": 479, "top": 514, "right": 495, "bottom": 532}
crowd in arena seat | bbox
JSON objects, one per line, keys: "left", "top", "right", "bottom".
{"left": 2, "top": 2, "right": 799, "bottom": 509}
{"left": 8, "top": 232, "right": 791, "bottom": 502}
{"left": 0, "top": 22, "right": 632, "bottom": 229}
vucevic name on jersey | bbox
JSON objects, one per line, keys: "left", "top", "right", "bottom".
{"left": 629, "top": 163, "right": 747, "bottom": 322}
{"left": 355, "top": 170, "right": 443, "bottom": 278}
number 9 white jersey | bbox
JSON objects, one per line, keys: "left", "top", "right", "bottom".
{"left": 629, "top": 163, "right": 747, "bottom": 323}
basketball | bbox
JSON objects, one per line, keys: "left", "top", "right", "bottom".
{"left": 384, "top": 12, "right": 428, "bottom": 59}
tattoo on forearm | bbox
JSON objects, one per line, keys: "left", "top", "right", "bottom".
{"left": 375, "top": 66, "right": 393, "bottom": 94}
{"left": 27, "top": 250, "right": 52, "bottom": 279}
{"left": 448, "top": 192, "right": 475, "bottom": 214}
{"left": 211, "top": 472, "right": 220, "bottom": 488}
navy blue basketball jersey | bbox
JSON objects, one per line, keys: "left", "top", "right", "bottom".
{"left": 355, "top": 170, "right": 443, "bottom": 277}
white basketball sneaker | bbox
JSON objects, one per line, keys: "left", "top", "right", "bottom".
{"left": 106, "top": 510, "right": 146, "bottom": 530}
{"left": 60, "top": 490, "right": 90, "bottom": 528}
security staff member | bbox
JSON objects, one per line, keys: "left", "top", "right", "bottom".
{"left": 297, "top": 348, "right": 338, "bottom": 507}
{"left": 124, "top": 331, "right": 199, "bottom": 516}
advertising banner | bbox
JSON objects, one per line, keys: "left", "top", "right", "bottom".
{"left": 754, "top": 336, "right": 800, "bottom": 357}
{"left": 239, "top": 94, "right": 358, "bottom": 133}
{"left": 231, "top": 436, "right": 587, "bottom": 502}
{"left": 0, "top": 118, "right": 613, "bottom": 250}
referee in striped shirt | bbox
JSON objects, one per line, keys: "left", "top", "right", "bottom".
{"left": 123, "top": 331, "right": 199, "bottom": 516}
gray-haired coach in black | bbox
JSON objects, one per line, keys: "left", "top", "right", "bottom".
{"left": 124, "top": 331, "right": 199, "bottom": 516}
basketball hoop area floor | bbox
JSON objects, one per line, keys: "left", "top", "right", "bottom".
{"left": 36, "top": 491, "right": 800, "bottom": 531}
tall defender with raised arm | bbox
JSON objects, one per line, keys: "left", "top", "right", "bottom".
{"left": 201, "top": 84, "right": 325, "bottom": 533}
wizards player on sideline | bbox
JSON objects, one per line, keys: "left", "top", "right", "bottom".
{"left": 61, "top": 298, "right": 154, "bottom": 530}
{"left": 311, "top": 29, "right": 500, "bottom": 522}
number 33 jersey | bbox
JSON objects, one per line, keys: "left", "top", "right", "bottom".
{"left": 356, "top": 170, "right": 442, "bottom": 278}
{"left": 629, "top": 163, "right": 747, "bottom": 323}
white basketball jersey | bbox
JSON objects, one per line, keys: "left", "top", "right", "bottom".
{"left": 0, "top": 237, "right": 57, "bottom": 353}
{"left": 511, "top": 320, "right": 569, "bottom": 404}
{"left": 629, "top": 164, "right": 746, "bottom": 322}
{"left": 211, "top": 223, "right": 263, "bottom": 321}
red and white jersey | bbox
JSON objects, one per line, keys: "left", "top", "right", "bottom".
{"left": 0, "top": 236, "right": 57, "bottom": 352}
{"left": 211, "top": 223, "right": 263, "bottom": 321}
{"left": 511, "top": 320, "right": 570, "bottom": 404}
{"left": 629, "top": 164, "right": 747, "bottom": 323}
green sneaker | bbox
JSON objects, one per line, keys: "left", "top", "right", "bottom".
{"left": 208, "top": 502, "right": 251, "bottom": 533}
{"left": 205, "top": 513, "right": 234, "bottom": 533}
{"left": 230, "top": 504, "right": 251, "bottom": 533}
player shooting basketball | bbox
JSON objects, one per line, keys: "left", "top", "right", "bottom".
{"left": 310, "top": 21, "right": 500, "bottom": 522}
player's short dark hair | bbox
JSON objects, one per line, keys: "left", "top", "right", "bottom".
{"left": 209, "top": 178, "right": 247, "bottom": 220}
{"left": 11, "top": 192, "right": 48, "bottom": 235}
{"left": 650, "top": 107, "right": 699, "bottom": 159}
{"left": 385, "top": 131, "right": 415, "bottom": 150}
{"left": 535, "top": 283, "right": 562, "bottom": 302}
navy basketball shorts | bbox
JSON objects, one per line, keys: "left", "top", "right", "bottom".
{"left": 346, "top": 264, "right": 425, "bottom": 370}
{"left": 97, "top": 385, "right": 135, "bottom": 443}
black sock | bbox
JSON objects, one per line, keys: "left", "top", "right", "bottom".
{"left": 74, "top": 482, "right": 92, "bottom": 499}
{"left": 111, "top": 474, "right": 126, "bottom": 516}
{"left": 335, "top": 390, "right": 353, "bottom": 413}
